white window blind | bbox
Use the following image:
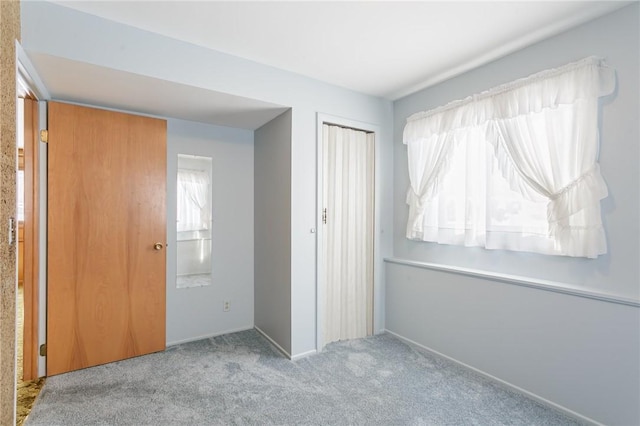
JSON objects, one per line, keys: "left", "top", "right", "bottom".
{"left": 403, "top": 57, "right": 615, "bottom": 258}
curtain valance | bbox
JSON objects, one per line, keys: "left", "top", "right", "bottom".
{"left": 403, "top": 56, "right": 615, "bottom": 145}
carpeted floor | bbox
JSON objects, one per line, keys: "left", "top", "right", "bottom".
{"left": 26, "top": 330, "right": 581, "bottom": 425}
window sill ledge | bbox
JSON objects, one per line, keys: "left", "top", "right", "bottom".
{"left": 384, "top": 257, "right": 639, "bottom": 307}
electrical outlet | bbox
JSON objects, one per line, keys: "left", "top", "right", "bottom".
{"left": 223, "top": 301, "right": 230, "bottom": 312}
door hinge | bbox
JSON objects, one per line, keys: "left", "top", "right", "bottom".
{"left": 39, "top": 343, "right": 47, "bottom": 357}
{"left": 40, "top": 129, "right": 48, "bottom": 143}
{"left": 322, "top": 208, "right": 327, "bottom": 225}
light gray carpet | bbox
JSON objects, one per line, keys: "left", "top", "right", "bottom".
{"left": 26, "top": 330, "right": 581, "bottom": 425}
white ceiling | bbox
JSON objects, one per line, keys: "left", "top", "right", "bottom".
{"left": 28, "top": 53, "right": 289, "bottom": 130}
{"left": 50, "top": 0, "right": 629, "bottom": 100}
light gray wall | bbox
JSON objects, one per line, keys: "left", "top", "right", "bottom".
{"left": 386, "top": 264, "right": 639, "bottom": 425}
{"left": 21, "top": 1, "right": 394, "bottom": 357}
{"left": 166, "top": 119, "right": 254, "bottom": 345}
{"left": 389, "top": 4, "right": 639, "bottom": 425}
{"left": 254, "top": 110, "right": 293, "bottom": 354}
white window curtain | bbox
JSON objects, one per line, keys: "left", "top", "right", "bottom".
{"left": 404, "top": 57, "right": 615, "bottom": 258}
{"left": 323, "top": 124, "right": 374, "bottom": 345}
{"left": 177, "top": 169, "right": 210, "bottom": 232}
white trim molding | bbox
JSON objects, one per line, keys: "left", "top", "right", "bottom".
{"left": 385, "top": 258, "right": 639, "bottom": 307}
{"left": 291, "top": 349, "right": 317, "bottom": 361}
{"left": 166, "top": 326, "right": 254, "bottom": 347}
{"left": 16, "top": 42, "right": 50, "bottom": 100}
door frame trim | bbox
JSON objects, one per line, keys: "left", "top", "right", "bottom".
{"left": 17, "top": 42, "right": 50, "bottom": 101}
{"left": 16, "top": 42, "right": 50, "bottom": 380}
{"left": 21, "top": 98, "right": 39, "bottom": 381}
{"left": 315, "top": 113, "right": 383, "bottom": 352}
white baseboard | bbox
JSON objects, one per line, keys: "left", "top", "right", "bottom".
{"left": 384, "top": 329, "right": 602, "bottom": 426}
{"left": 166, "top": 325, "right": 254, "bottom": 347}
{"left": 254, "top": 326, "right": 292, "bottom": 359}
{"left": 291, "top": 349, "right": 317, "bottom": 361}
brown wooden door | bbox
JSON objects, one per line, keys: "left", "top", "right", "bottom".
{"left": 47, "top": 102, "right": 166, "bottom": 376}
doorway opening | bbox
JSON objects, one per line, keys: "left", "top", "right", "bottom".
{"left": 15, "top": 96, "right": 45, "bottom": 426}
{"left": 15, "top": 45, "right": 50, "bottom": 425}
{"left": 317, "top": 116, "right": 378, "bottom": 351}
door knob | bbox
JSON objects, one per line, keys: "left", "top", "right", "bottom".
{"left": 154, "top": 242, "right": 164, "bottom": 250}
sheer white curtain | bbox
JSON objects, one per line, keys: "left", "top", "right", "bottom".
{"left": 405, "top": 130, "right": 458, "bottom": 240}
{"left": 177, "top": 169, "right": 210, "bottom": 232}
{"left": 412, "top": 124, "right": 492, "bottom": 247}
{"left": 404, "top": 57, "right": 615, "bottom": 258}
{"left": 323, "top": 124, "right": 374, "bottom": 345}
